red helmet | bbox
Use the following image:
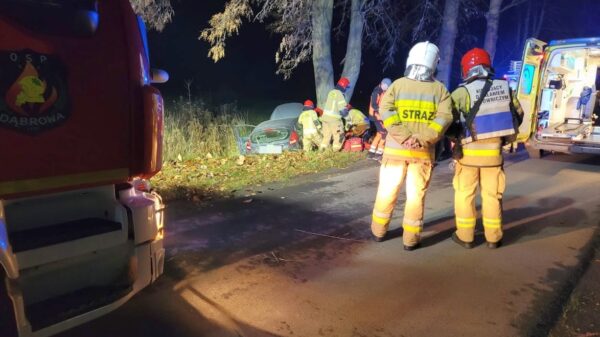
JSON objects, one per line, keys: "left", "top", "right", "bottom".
{"left": 337, "top": 77, "right": 351, "bottom": 89}
{"left": 461, "top": 48, "right": 492, "bottom": 79}
{"left": 303, "top": 99, "right": 315, "bottom": 108}
{"left": 315, "top": 107, "right": 323, "bottom": 116}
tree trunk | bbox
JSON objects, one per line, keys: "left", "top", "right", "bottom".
{"left": 341, "top": 0, "right": 364, "bottom": 102}
{"left": 436, "top": 0, "right": 460, "bottom": 86}
{"left": 312, "top": 0, "right": 335, "bottom": 107}
{"left": 484, "top": 0, "right": 503, "bottom": 62}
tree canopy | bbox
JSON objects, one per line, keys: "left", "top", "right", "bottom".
{"left": 129, "top": 0, "right": 174, "bottom": 31}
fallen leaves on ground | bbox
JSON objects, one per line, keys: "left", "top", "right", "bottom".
{"left": 151, "top": 151, "right": 363, "bottom": 202}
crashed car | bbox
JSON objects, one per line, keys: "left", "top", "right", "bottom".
{"left": 234, "top": 103, "right": 304, "bottom": 154}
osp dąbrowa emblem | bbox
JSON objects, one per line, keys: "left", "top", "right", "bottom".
{"left": 0, "top": 50, "right": 70, "bottom": 135}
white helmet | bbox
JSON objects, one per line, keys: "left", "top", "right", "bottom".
{"left": 406, "top": 41, "right": 440, "bottom": 72}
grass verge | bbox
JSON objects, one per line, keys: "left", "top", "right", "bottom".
{"left": 152, "top": 151, "right": 364, "bottom": 203}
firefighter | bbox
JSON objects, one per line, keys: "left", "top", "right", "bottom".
{"left": 371, "top": 42, "right": 453, "bottom": 250}
{"left": 320, "top": 77, "right": 350, "bottom": 151}
{"left": 368, "top": 78, "right": 392, "bottom": 160}
{"left": 345, "top": 105, "right": 370, "bottom": 137}
{"left": 450, "top": 48, "right": 524, "bottom": 249}
{"left": 297, "top": 100, "right": 322, "bottom": 152}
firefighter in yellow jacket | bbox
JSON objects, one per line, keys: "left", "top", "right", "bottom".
{"left": 450, "top": 48, "right": 524, "bottom": 249}
{"left": 320, "top": 77, "right": 350, "bottom": 151}
{"left": 345, "top": 106, "right": 370, "bottom": 137}
{"left": 297, "top": 100, "right": 322, "bottom": 151}
{"left": 371, "top": 42, "right": 453, "bottom": 250}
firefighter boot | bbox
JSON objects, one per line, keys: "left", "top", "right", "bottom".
{"left": 371, "top": 161, "right": 407, "bottom": 241}
{"left": 481, "top": 166, "right": 506, "bottom": 247}
{"left": 453, "top": 163, "right": 478, "bottom": 244}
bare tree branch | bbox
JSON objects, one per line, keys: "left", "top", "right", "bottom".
{"left": 499, "top": 0, "right": 527, "bottom": 13}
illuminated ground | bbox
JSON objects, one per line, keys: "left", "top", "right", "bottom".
{"left": 58, "top": 152, "right": 600, "bottom": 337}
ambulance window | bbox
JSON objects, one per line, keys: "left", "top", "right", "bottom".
{"left": 0, "top": 0, "right": 99, "bottom": 37}
{"left": 521, "top": 64, "right": 536, "bottom": 95}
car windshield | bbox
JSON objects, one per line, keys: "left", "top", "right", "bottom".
{"left": 251, "top": 128, "right": 290, "bottom": 144}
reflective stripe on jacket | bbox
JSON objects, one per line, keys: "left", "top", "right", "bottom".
{"left": 460, "top": 138, "right": 504, "bottom": 167}
{"left": 379, "top": 77, "right": 453, "bottom": 162}
{"left": 322, "top": 89, "right": 347, "bottom": 121}
{"left": 298, "top": 109, "right": 320, "bottom": 134}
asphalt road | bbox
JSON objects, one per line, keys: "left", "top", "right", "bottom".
{"left": 59, "top": 152, "right": 600, "bottom": 337}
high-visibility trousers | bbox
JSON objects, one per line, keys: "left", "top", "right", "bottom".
{"left": 320, "top": 119, "right": 344, "bottom": 151}
{"left": 453, "top": 163, "right": 506, "bottom": 243}
{"left": 302, "top": 132, "right": 322, "bottom": 151}
{"left": 371, "top": 160, "right": 433, "bottom": 246}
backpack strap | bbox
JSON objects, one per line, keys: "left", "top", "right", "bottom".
{"left": 464, "top": 79, "right": 493, "bottom": 141}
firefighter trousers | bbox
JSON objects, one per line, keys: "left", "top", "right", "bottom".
{"left": 371, "top": 160, "right": 433, "bottom": 246}
{"left": 320, "top": 119, "right": 344, "bottom": 151}
{"left": 302, "top": 132, "right": 322, "bottom": 151}
{"left": 453, "top": 163, "right": 506, "bottom": 243}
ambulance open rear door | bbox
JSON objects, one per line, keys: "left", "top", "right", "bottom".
{"left": 516, "top": 38, "right": 547, "bottom": 156}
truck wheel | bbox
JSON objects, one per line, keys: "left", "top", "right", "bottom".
{"left": 526, "top": 145, "right": 543, "bottom": 159}
{"left": 0, "top": 271, "right": 18, "bottom": 337}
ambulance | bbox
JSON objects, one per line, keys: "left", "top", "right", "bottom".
{"left": 0, "top": 0, "right": 167, "bottom": 336}
{"left": 516, "top": 38, "right": 600, "bottom": 157}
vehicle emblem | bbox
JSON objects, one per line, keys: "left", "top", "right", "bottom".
{"left": 0, "top": 50, "right": 70, "bottom": 135}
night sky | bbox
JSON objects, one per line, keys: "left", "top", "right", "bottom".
{"left": 148, "top": 0, "right": 600, "bottom": 112}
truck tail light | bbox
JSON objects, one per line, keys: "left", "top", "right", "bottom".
{"left": 289, "top": 130, "right": 299, "bottom": 145}
{"left": 133, "top": 179, "right": 152, "bottom": 192}
{"left": 140, "top": 85, "right": 164, "bottom": 179}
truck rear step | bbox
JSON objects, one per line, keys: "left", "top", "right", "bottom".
{"left": 26, "top": 283, "right": 132, "bottom": 331}
{"left": 10, "top": 218, "right": 121, "bottom": 253}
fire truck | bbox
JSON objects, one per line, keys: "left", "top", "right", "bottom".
{"left": 0, "top": 1, "right": 167, "bottom": 336}
{"left": 516, "top": 38, "right": 600, "bottom": 157}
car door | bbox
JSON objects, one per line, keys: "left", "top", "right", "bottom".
{"left": 516, "top": 38, "right": 547, "bottom": 142}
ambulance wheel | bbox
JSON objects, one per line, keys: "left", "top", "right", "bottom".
{"left": 0, "top": 270, "right": 18, "bottom": 337}
{"left": 526, "top": 145, "right": 543, "bottom": 159}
